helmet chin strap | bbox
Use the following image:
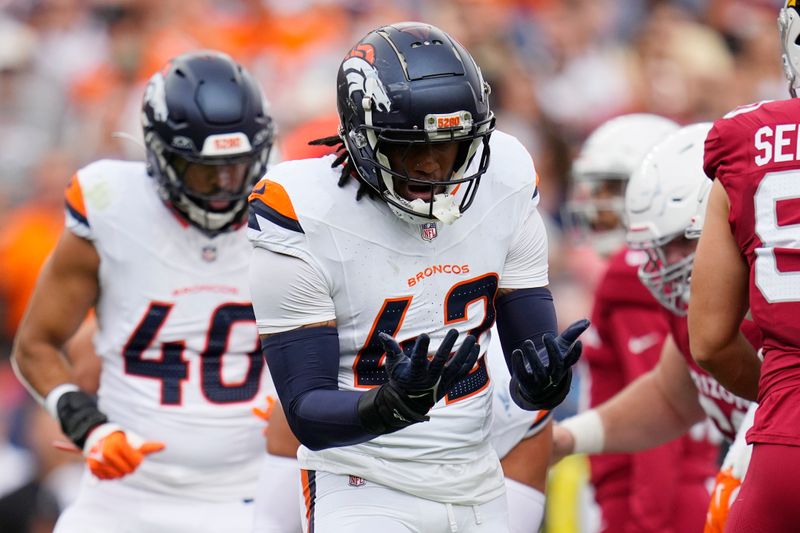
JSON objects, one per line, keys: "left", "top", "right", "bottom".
{"left": 380, "top": 167, "right": 462, "bottom": 225}
{"left": 409, "top": 194, "right": 461, "bottom": 224}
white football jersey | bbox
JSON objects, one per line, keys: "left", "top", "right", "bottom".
{"left": 248, "top": 131, "right": 548, "bottom": 505}
{"left": 65, "top": 160, "right": 269, "bottom": 502}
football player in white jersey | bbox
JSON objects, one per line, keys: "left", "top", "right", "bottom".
{"left": 247, "top": 22, "right": 588, "bottom": 533}
{"left": 257, "top": 334, "right": 553, "bottom": 533}
{"left": 12, "top": 51, "right": 278, "bottom": 533}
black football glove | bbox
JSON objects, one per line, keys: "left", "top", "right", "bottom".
{"left": 357, "top": 329, "right": 480, "bottom": 435}
{"left": 509, "top": 319, "right": 590, "bottom": 410}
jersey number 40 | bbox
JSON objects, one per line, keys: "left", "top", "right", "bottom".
{"left": 123, "top": 302, "right": 263, "bottom": 405}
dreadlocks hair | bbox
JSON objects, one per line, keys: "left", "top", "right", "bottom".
{"left": 308, "top": 134, "right": 376, "bottom": 201}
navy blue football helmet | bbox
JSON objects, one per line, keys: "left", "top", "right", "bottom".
{"left": 142, "top": 50, "right": 274, "bottom": 235}
{"left": 336, "top": 22, "right": 494, "bottom": 224}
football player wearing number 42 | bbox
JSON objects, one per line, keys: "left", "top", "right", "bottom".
{"left": 11, "top": 51, "right": 277, "bottom": 533}
{"left": 689, "top": 2, "right": 800, "bottom": 529}
{"left": 248, "top": 22, "right": 587, "bottom": 533}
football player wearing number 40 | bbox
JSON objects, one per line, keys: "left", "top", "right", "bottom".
{"left": 11, "top": 51, "right": 280, "bottom": 533}
{"left": 248, "top": 21, "right": 587, "bottom": 533}
{"left": 689, "top": 2, "right": 800, "bottom": 529}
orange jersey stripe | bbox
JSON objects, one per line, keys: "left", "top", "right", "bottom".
{"left": 65, "top": 173, "right": 87, "bottom": 220}
{"left": 301, "top": 469, "right": 312, "bottom": 522}
{"left": 249, "top": 178, "right": 299, "bottom": 222}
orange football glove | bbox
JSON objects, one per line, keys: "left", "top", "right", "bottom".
{"left": 252, "top": 395, "right": 277, "bottom": 437}
{"left": 252, "top": 395, "right": 277, "bottom": 422}
{"left": 704, "top": 467, "right": 742, "bottom": 533}
{"left": 705, "top": 402, "right": 756, "bottom": 533}
{"left": 82, "top": 423, "right": 165, "bottom": 480}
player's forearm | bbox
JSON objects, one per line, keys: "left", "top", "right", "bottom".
{"left": 11, "top": 335, "right": 77, "bottom": 401}
{"left": 689, "top": 181, "right": 756, "bottom": 400}
{"left": 692, "top": 333, "right": 760, "bottom": 402}
{"left": 501, "top": 421, "right": 552, "bottom": 491}
{"left": 590, "top": 371, "right": 696, "bottom": 453}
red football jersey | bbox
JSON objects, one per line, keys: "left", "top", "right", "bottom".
{"left": 705, "top": 98, "right": 800, "bottom": 446}
{"left": 667, "top": 313, "right": 759, "bottom": 441}
{"left": 584, "top": 247, "right": 717, "bottom": 531}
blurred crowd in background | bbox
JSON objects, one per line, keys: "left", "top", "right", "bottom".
{"left": 0, "top": 0, "right": 787, "bottom": 531}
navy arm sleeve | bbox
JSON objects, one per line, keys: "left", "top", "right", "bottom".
{"left": 495, "top": 287, "right": 558, "bottom": 371}
{"left": 261, "top": 326, "right": 378, "bottom": 451}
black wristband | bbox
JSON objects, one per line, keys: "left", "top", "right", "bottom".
{"left": 357, "top": 383, "right": 429, "bottom": 435}
{"left": 55, "top": 390, "right": 108, "bottom": 449}
{"left": 510, "top": 369, "right": 573, "bottom": 411}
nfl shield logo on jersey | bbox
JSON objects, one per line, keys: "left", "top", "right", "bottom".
{"left": 201, "top": 245, "right": 218, "bottom": 262}
{"left": 348, "top": 475, "right": 366, "bottom": 487}
{"left": 420, "top": 222, "right": 438, "bottom": 241}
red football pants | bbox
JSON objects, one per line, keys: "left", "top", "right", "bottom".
{"left": 725, "top": 443, "right": 800, "bottom": 532}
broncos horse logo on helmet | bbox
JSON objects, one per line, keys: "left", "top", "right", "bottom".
{"left": 342, "top": 44, "right": 392, "bottom": 114}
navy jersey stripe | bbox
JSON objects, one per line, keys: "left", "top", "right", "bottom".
{"left": 65, "top": 201, "right": 90, "bottom": 228}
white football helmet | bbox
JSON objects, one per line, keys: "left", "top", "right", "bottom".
{"left": 779, "top": 1, "right": 800, "bottom": 97}
{"left": 625, "top": 122, "right": 713, "bottom": 316}
{"left": 564, "top": 114, "right": 679, "bottom": 256}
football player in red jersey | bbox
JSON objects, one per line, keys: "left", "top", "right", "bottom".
{"left": 557, "top": 124, "right": 730, "bottom": 533}
{"left": 563, "top": 114, "right": 719, "bottom": 533}
{"left": 689, "top": 2, "right": 800, "bottom": 529}
{"left": 556, "top": 123, "right": 764, "bottom": 533}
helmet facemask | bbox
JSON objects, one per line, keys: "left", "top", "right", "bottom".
{"left": 146, "top": 131, "right": 272, "bottom": 235}
{"left": 562, "top": 173, "right": 628, "bottom": 256}
{"left": 779, "top": 4, "right": 800, "bottom": 97}
{"left": 632, "top": 233, "right": 697, "bottom": 316}
{"left": 355, "top": 113, "right": 494, "bottom": 225}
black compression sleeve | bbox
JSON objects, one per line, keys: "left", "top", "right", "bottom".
{"left": 495, "top": 287, "right": 558, "bottom": 369}
{"left": 262, "top": 326, "right": 379, "bottom": 450}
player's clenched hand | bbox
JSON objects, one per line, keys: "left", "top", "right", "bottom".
{"left": 510, "top": 319, "right": 590, "bottom": 410}
{"left": 357, "top": 329, "right": 480, "bottom": 435}
{"left": 83, "top": 423, "right": 165, "bottom": 480}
